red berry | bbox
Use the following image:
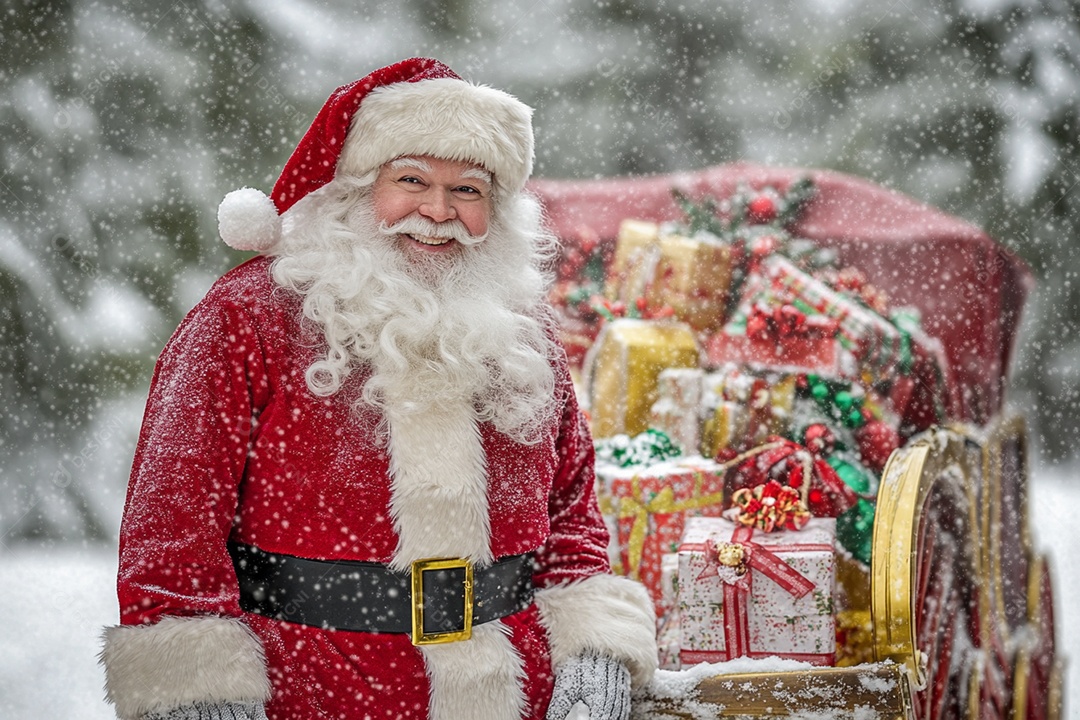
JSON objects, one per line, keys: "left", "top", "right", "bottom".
{"left": 577, "top": 227, "right": 600, "bottom": 255}
{"left": 715, "top": 448, "right": 739, "bottom": 463}
{"left": 750, "top": 234, "right": 779, "bottom": 256}
{"left": 777, "top": 304, "right": 806, "bottom": 335}
{"left": 746, "top": 313, "right": 769, "bottom": 339}
{"left": 747, "top": 196, "right": 778, "bottom": 224}
{"left": 803, "top": 423, "right": 836, "bottom": 457}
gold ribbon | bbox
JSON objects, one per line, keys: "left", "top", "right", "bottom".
{"left": 617, "top": 471, "right": 725, "bottom": 579}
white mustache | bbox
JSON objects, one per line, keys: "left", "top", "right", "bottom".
{"left": 379, "top": 215, "right": 488, "bottom": 246}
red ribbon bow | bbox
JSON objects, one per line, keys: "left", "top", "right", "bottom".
{"left": 723, "top": 437, "right": 858, "bottom": 518}
{"left": 745, "top": 302, "right": 840, "bottom": 341}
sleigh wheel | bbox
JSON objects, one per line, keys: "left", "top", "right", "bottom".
{"left": 873, "top": 428, "right": 980, "bottom": 720}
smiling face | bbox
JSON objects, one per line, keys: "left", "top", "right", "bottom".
{"left": 371, "top": 155, "right": 494, "bottom": 256}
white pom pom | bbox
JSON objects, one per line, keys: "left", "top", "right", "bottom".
{"left": 217, "top": 188, "right": 282, "bottom": 252}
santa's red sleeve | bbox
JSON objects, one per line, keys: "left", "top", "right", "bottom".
{"left": 100, "top": 279, "right": 272, "bottom": 720}
{"left": 532, "top": 366, "right": 658, "bottom": 689}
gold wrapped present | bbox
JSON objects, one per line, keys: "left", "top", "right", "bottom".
{"left": 587, "top": 319, "right": 700, "bottom": 438}
{"left": 607, "top": 219, "right": 663, "bottom": 302}
{"left": 606, "top": 220, "right": 736, "bottom": 335}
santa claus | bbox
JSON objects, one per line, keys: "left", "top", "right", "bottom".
{"left": 100, "top": 58, "right": 656, "bottom": 720}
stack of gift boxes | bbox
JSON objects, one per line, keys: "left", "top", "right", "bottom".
{"left": 585, "top": 183, "right": 953, "bottom": 670}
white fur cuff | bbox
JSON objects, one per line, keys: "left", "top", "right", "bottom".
{"left": 101, "top": 616, "right": 271, "bottom": 720}
{"left": 534, "top": 574, "right": 658, "bottom": 689}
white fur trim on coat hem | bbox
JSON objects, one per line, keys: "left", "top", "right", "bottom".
{"left": 534, "top": 574, "right": 658, "bottom": 689}
{"left": 420, "top": 620, "right": 527, "bottom": 720}
{"left": 100, "top": 615, "right": 271, "bottom": 720}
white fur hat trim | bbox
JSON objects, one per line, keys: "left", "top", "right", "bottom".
{"left": 339, "top": 78, "right": 534, "bottom": 194}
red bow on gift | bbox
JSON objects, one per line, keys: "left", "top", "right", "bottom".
{"left": 720, "top": 437, "right": 858, "bottom": 518}
{"left": 744, "top": 302, "right": 839, "bottom": 342}
{"left": 730, "top": 479, "right": 810, "bottom": 533}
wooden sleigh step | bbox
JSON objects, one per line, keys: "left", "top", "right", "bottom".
{"left": 638, "top": 662, "right": 914, "bottom": 718}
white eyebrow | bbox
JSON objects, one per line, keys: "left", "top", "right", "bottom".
{"left": 461, "top": 167, "right": 493, "bottom": 184}
{"left": 389, "top": 157, "right": 433, "bottom": 172}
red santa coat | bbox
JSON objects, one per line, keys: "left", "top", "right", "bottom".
{"left": 102, "top": 257, "right": 656, "bottom": 720}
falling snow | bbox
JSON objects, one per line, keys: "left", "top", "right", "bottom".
{"left": 2, "top": 1, "right": 1078, "bottom": 717}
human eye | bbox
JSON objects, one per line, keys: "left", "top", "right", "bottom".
{"left": 393, "top": 175, "right": 430, "bottom": 191}
{"left": 454, "top": 184, "right": 482, "bottom": 196}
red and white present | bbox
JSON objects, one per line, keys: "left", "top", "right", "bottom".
{"left": 677, "top": 516, "right": 837, "bottom": 666}
{"left": 595, "top": 457, "right": 727, "bottom": 616}
{"left": 713, "top": 254, "right": 957, "bottom": 428}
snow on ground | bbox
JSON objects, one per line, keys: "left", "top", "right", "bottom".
{"left": 0, "top": 471, "right": 1076, "bottom": 719}
{"left": 0, "top": 545, "right": 117, "bottom": 719}
{"left": 1029, "top": 465, "right": 1079, "bottom": 718}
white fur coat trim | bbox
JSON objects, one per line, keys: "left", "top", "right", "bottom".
{"left": 534, "top": 574, "right": 659, "bottom": 689}
{"left": 420, "top": 620, "right": 527, "bottom": 720}
{"left": 100, "top": 615, "right": 270, "bottom": 720}
{"left": 385, "top": 399, "right": 493, "bottom": 570}
{"left": 340, "top": 77, "right": 534, "bottom": 193}
{"left": 386, "top": 399, "right": 527, "bottom": 718}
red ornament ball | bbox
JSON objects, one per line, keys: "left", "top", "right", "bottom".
{"left": 855, "top": 420, "right": 901, "bottom": 472}
{"left": 803, "top": 423, "right": 836, "bottom": 457}
{"left": 746, "top": 312, "right": 769, "bottom": 339}
{"left": 747, "top": 195, "right": 778, "bottom": 224}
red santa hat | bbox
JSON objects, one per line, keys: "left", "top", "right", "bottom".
{"left": 217, "top": 57, "right": 535, "bottom": 252}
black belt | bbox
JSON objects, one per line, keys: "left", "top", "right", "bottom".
{"left": 228, "top": 541, "right": 535, "bottom": 645}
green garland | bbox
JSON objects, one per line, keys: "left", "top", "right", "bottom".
{"left": 804, "top": 374, "right": 867, "bottom": 430}
{"left": 595, "top": 428, "right": 682, "bottom": 468}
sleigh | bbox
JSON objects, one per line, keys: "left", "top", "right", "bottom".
{"left": 530, "top": 165, "right": 1063, "bottom": 719}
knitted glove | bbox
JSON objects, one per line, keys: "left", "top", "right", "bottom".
{"left": 143, "top": 702, "right": 268, "bottom": 720}
{"left": 546, "top": 653, "right": 631, "bottom": 720}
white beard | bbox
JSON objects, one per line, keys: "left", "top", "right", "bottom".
{"left": 269, "top": 177, "right": 561, "bottom": 445}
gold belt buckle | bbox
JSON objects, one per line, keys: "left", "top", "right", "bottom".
{"left": 410, "top": 557, "right": 474, "bottom": 645}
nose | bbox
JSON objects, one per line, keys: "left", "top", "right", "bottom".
{"left": 418, "top": 189, "right": 456, "bottom": 223}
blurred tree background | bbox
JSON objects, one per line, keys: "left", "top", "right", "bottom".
{"left": 1, "top": 0, "right": 1078, "bottom": 544}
